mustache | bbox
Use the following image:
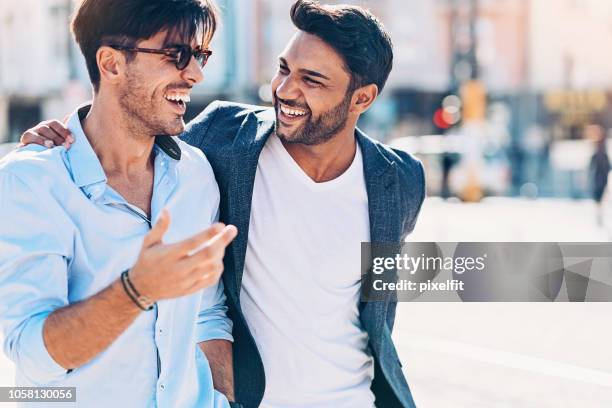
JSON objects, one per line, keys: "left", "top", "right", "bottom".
{"left": 274, "top": 95, "right": 310, "bottom": 111}
{"left": 165, "top": 82, "right": 193, "bottom": 91}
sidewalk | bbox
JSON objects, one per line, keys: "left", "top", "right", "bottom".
{"left": 394, "top": 197, "right": 612, "bottom": 407}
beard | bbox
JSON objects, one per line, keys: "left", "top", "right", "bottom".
{"left": 275, "top": 90, "right": 353, "bottom": 146}
{"left": 118, "top": 67, "right": 186, "bottom": 138}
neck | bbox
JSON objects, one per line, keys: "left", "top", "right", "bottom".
{"left": 281, "top": 123, "right": 357, "bottom": 183}
{"left": 82, "top": 95, "right": 155, "bottom": 178}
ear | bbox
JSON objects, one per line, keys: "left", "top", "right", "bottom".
{"left": 350, "top": 84, "right": 379, "bottom": 115}
{"left": 96, "top": 46, "right": 125, "bottom": 88}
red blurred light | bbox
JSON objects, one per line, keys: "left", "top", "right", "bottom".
{"left": 433, "top": 108, "right": 451, "bottom": 129}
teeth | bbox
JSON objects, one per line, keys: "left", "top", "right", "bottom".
{"left": 280, "top": 104, "right": 307, "bottom": 117}
{"left": 164, "top": 93, "right": 191, "bottom": 103}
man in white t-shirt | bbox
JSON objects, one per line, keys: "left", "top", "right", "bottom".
{"left": 183, "top": 2, "right": 425, "bottom": 406}
{"left": 21, "top": 1, "right": 425, "bottom": 407}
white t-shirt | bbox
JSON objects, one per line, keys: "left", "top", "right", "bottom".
{"left": 240, "top": 133, "right": 375, "bottom": 408}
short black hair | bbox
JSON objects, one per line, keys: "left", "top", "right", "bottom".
{"left": 71, "top": 0, "right": 218, "bottom": 92}
{"left": 290, "top": 0, "right": 393, "bottom": 93}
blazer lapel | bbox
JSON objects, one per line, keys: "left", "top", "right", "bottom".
{"left": 227, "top": 110, "right": 275, "bottom": 301}
{"left": 357, "top": 130, "right": 403, "bottom": 353}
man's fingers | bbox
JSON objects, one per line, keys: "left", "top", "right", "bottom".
{"left": 186, "top": 224, "right": 238, "bottom": 258}
{"left": 178, "top": 223, "right": 226, "bottom": 255}
{"left": 47, "top": 121, "right": 74, "bottom": 144}
{"left": 38, "top": 125, "right": 68, "bottom": 147}
{"left": 143, "top": 210, "right": 171, "bottom": 248}
{"left": 21, "top": 126, "right": 63, "bottom": 148}
{"left": 208, "top": 225, "right": 238, "bottom": 251}
{"left": 179, "top": 249, "right": 225, "bottom": 275}
{"left": 185, "top": 268, "right": 223, "bottom": 293}
{"left": 19, "top": 119, "right": 73, "bottom": 149}
{"left": 20, "top": 131, "right": 55, "bottom": 149}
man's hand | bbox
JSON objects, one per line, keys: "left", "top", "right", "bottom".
{"left": 129, "top": 210, "right": 238, "bottom": 302}
{"left": 20, "top": 119, "right": 74, "bottom": 149}
{"left": 200, "top": 340, "right": 235, "bottom": 402}
{"left": 42, "top": 211, "right": 237, "bottom": 370}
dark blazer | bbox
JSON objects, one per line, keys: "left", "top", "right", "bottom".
{"left": 181, "top": 101, "right": 426, "bottom": 408}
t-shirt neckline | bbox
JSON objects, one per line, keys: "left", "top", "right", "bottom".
{"left": 267, "top": 133, "right": 362, "bottom": 191}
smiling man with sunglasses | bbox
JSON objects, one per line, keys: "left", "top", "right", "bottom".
{"left": 0, "top": 1, "right": 241, "bottom": 407}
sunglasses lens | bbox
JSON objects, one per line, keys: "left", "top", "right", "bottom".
{"left": 174, "top": 46, "right": 210, "bottom": 70}
{"left": 176, "top": 46, "right": 191, "bottom": 70}
{"left": 194, "top": 50, "right": 209, "bottom": 68}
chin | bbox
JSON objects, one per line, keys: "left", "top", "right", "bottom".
{"left": 276, "top": 120, "right": 300, "bottom": 139}
{"left": 167, "top": 127, "right": 185, "bottom": 136}
{"left": 275, "top": 124, "right": 293, "bottom": 142}
{"left": 276, "top": 131, "right": 303, "bottom": 145}
{"left": 164, "top": 118, "right": 186, "bottom": 136}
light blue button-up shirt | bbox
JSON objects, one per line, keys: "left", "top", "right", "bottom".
{"left": 0, "top": 106, "right": 232, "bottom": 407}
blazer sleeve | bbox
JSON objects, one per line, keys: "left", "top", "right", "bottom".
{"left": 394, "top": 150, "right": 426, "bottom": 240}
{"left": 387, "top": 150, "right": 426, "bottom": 331}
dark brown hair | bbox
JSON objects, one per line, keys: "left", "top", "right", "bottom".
{"left": 71, "top": 0, "right": 218, "bottom": 91}
{"left": 290, "top": 0, "right": 393, "bottom": 93}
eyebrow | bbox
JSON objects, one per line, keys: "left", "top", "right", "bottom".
{"left": 279, "top": 57, "right": 331, "bottom": 81}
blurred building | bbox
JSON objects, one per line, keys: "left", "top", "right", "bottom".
{"left": 0, "top": 0, "right": 76, "bottom": 142}
{"left": 248, "top": 0, "right": 612, "bottom": 132}
{"left": 0, "top": 0, "right": 256, "bottom": 143}
{"left": 2, "top": 0, "right": 612, "bottom": 198}
{"left": 244, "top": 0, "right": 529, "bottom": 138}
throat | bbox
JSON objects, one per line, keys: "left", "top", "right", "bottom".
{"left": 280, "top": 136, "right": 357, "bottom": 183}
{"left": 107, "top": 172, "right": 154, "bottom": 218}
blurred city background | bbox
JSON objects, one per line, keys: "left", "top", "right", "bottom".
{"left": 2, "top": 0, "right": 612, "bottom": 407}
{"left": 4, "top": 0, "right": 612, "bottom": 202}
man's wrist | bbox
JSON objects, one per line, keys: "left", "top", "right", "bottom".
{"left": 120, "top": 270, "right": 155, "bottom": 311}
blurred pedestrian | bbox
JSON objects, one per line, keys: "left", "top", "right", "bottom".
{"left": 587, "top": 125, "right": 610, "bottom": 226}
{"left": 441, "top": 151, "right": 455, "bottom": 198}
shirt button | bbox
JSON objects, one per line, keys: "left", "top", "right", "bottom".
{"left": 160, "top": 384, "right": 165, "bottom": 390}
{"left": 159, "top": 328, "right": 163, "bottom": 334}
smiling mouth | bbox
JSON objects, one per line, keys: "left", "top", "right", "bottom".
{"left": 164, "top": 92, "right": 191, "bottom": 111}
{"left": 277, "top": 103, "right": 310, "bottom": 123}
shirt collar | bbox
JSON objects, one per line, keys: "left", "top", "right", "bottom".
{"left": 65, "top": 104, "right": 107, "bottom": 193}
{"left": 65, "top": 103, "right": 182, "bottom": 201}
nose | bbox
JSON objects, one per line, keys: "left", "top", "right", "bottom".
{"left": 181, "top": 55, "right": 204, "bottom": 85}
{"left": 275, "top": 73, "right": 301, "bottom": 102}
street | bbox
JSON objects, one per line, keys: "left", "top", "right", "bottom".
{"left": 1, "top": 198, "right": 611, "bottom": 407}
{"left": 395, "top": 197, "right": 612, "bottom": 407}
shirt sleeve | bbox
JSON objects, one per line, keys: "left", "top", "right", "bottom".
{"left": 187, "top": 118, "right": 232, "bottom": 344}
{"left": 195, "top": 279, "right": 233, "bottom": 343}
{"left": 0, "top": 171, "right": 71, "bottom": 384}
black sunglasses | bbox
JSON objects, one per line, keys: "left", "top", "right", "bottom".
{"left": 109, "top": 44, "right": 212, "bottom": 70}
